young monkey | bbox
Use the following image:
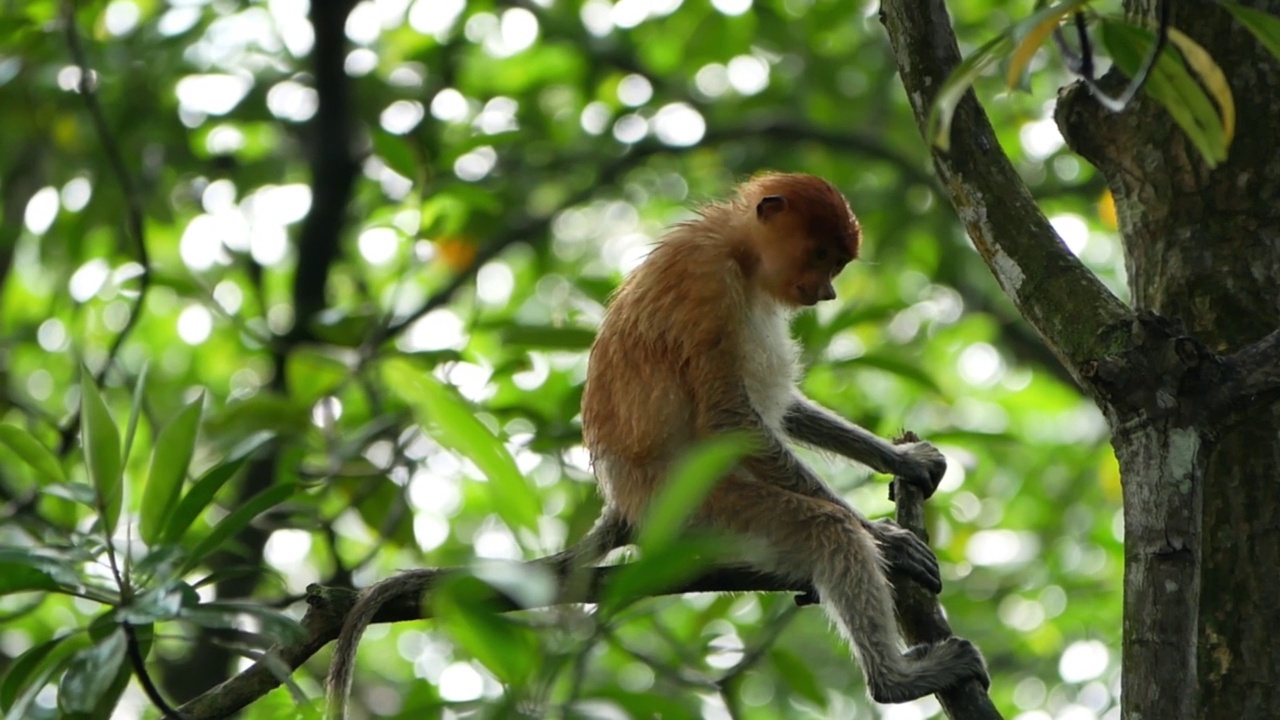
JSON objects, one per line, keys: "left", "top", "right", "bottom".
{"left": 326, "top": 174, "right": 986, "bottom": 717}
{"left": 581, "top": 172, "right": 987, "bottom": 702}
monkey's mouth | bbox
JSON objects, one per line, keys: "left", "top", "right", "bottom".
{"left": 794, "top": 286, "right": 826, "bottom": 306}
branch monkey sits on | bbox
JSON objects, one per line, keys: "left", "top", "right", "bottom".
{"left": 325, "top": 173, "right": 987, "bottom": 717}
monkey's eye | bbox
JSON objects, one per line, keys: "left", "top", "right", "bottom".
{"left": 813, "top": 247, "right": 830, "bottom": 262}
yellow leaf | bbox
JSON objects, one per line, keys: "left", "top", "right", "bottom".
{"left": 1166, "top": 27, "right": 1235, "bottom": 145}
{"left": 1098, "top": 189, "right": 1117, "bottom": 230}
{"left": 1007, "top": 9, "right": 1072, "bottom": 89}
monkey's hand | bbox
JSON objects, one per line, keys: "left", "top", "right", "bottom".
{"left": 868, "top": 519, "right": 942, "bottom": 594}
{"left": 891, "top": 441, "right": 947, "bottom": 499}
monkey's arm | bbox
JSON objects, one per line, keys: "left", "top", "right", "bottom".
{"left": 782, "top": 397, "right": 946, "bottom": 497}
{"left": 696, "top": 380, "right": 941, "bottom": 592}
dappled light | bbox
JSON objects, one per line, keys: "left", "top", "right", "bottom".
{"left": 16, "top": 0, "right": 1270, "bottom": 716}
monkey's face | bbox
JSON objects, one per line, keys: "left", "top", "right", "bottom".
{"left": 749, "top": 179, "right": 860, "bottom": 308}
{"left": 790, "top": 239, "right": 852, "bottom": 306}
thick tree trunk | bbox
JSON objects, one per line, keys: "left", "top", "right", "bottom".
{"left": 882, "top": 1, "right": 1280, "bottom": 718}
{"left": 1058, "top": 3, "right": 1280, "bottom": 717}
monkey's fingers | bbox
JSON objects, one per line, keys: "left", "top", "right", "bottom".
{"left": 873, "top": 520, "right": 942, "bottom": 594}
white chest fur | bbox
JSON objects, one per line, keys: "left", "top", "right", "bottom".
{"left": 740, "top": 296, "right": 799, "bottom": 431}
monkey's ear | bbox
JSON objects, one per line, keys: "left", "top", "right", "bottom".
{"left": 756, "top": 195, "right": 787, "bottom": 222}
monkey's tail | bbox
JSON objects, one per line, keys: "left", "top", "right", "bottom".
{"left": 325, "top": 511, "right": 631, "bottom": 720}
{"left": 326, "top": 569, "right": 440, "bottom": 720}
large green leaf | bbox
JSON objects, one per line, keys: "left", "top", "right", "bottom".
{"left": 634, "top": 435, "right": 750, "bottom": 553}
{"left": 57, "top": 628, "right": 126, "bottom": 715}
{"left": 433, "top": 575, "right": 539, "bottom": 685}
{"left": 0, "top": 425, "right": 64, "bottom": 484}
{"left": 139, "top": 394, "right": 204, "bottom": 546}
{"left": 930, "top": 0, "right": 1094, "bottom": 148}
{"left": 1, "top": 632, "right": 88, "bottom": 717}
{"left": 162, "top": 431, "right": 272, "bottom": 545}
{"left": 384, "top": 358, "right": 540, "bottom": 531}
{"left": 179, "top": 483, "right": 298, "bottom": 575}
{"left": 79, "top": 366, "right": 122, "bottom": 535}
{"left": 1219, "top": 1, "right": 1280, "bottom": 61}
{"left": 1100, "top": 18, "right": 1229, "bottom": 165}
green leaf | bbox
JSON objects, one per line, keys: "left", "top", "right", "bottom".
{"left": 139, "top": 394, "right": 204, "bottom": 546}
{"left": 434, "top": 575, "right": 539, "bottom": 684}
{"left": 118, "top": 584, "right": 184, "bottom": 624}
{"left": 286, "top": 349, "right": 350, "bottom": 403}
{"left": 179, "top": 483, "right": 298, "bottom": 575}
{"left": 635, "top": 435, "right": 750, "bottom": 553}
{"left": 1220, "top": 2, "right": 1280, "bottom": 62}
{"left": 384, "top": 358, "right": 540, "bottom": 531}
{"left": 79, "top": 366, "right": 122, "bottom": 535}
{"left": 0, "top": 564, "right": 63, "bottom": 596}
{"left": 499, "top": 324, "right": 597, "bottom": 350}
{"left": 602, "top": 535, "right": 725, "bottom": 609}
{"left": 120, "top": 363, "right": 149, "bottom": 467}
{"left": 0, "top": 548, "right": 81, "bottom": 594}
{"left": 1100, "top": 19, "right": 1229, "bottom": 165}
{"left": 1, "top": 632, "right": 88, "bottom": 717}
{"left": 373, "top": 131, "right": 419, "bottom": 181}
{"left": 1, "top": 635, "right": 65, "bottom": 712}
{"left": 0, "top": 425, "right": 64, "bottom": 484}
{"left": 929, "top": 0, "right": 1093, "bottom": 149}
{"left": 162, "top": 431, "right": 271, "bottom": 545}
{"left": 57, "top": 628, "right": 126, "bottom": 715}
{"left": 771, "top": 647, "right": 828, "bottom": 707}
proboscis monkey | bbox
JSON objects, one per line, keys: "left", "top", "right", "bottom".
{"left": 326, "top": 173, "right": 986, "bottom": 718}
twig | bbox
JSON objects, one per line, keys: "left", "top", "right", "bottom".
{"left": 890, "top": 432, "right": 1003, "bottom": 720}
{"left": 1052, "top": 2, "right": 1171, "bottom": 113}
{"left": 58, "top": 0, "right": 152, "bottom": 451}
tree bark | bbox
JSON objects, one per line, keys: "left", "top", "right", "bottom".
{"left": 881, "top": 1, "right": 1280, "bottom": 718}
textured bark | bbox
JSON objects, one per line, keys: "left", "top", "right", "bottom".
{"left": 882, "top": 1, "right": 1280, "bottom": 718}
{"left": 1056, "top": 3, "right": 1280, "bottom": 718}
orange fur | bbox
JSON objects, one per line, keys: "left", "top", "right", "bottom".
{"left": 579, "top": 173, "right": 988, "bottom": 702}
{"left": 582, "top": 173, "right": 859, "bottom": 523}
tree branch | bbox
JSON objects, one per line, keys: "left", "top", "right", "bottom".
{"left": 290, "top": 0, "right": 359, "bottom": 338}
{"left": 1212, "top": 327, "right": 1280, "bottom": 426}
{"left": 879, "top": 1, "right": 1133, "bottom": 386}
{"left": 176, "top": 562, "right": 811, "bottom": 720}
{"left": 890, "top": 433, "right": 1003, "bottom": 720}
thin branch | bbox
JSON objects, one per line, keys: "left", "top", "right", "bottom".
{"left": 123, "top": 622, "right": 187, "bottom": 720}
{"left": 58, "top": 0, "right": 152, "bottom": 450}
{"left": 1053, "top": 3, "right": 1171, "bottom": 112}
{"left": 879, "top": 0, "right": 1133, "bottom": 387}
{"left": 890, "top": 432, "right": 1002, "bottom": 720}
{"left": 175, "top": 563, "right": 811, "bottom": 720}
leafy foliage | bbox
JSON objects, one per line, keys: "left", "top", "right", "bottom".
{"left": 5, "top": 0, "right": 1244, "bottom": 717}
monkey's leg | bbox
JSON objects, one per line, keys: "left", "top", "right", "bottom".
{"left": 697, "top": 476, "right": 987, "bottom": 704}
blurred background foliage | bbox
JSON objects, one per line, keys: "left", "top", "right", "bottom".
{"left": 0, "top": 0, "right": 1129, "bottom": 718}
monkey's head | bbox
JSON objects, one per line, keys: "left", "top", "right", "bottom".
{"left": 744, "top": 173, "right": 862, "bottom": 308}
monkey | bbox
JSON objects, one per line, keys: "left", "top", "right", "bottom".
{"left": 325, "top": 173, "right": 986, "bottom": 718}
{"left": 578, "top": 172, "right": 987, "bottom": 703}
